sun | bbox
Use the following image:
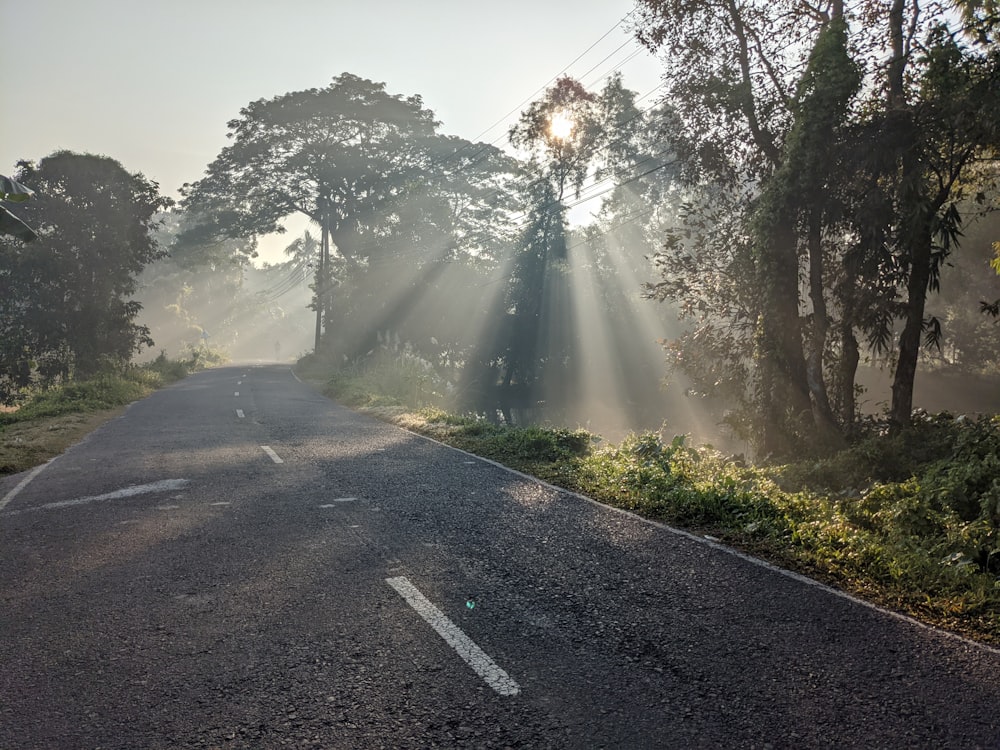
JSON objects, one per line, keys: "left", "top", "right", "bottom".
{"left": 548, "top": 110, "right": 575, "bottom": 141}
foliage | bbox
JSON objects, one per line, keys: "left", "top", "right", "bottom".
{"left": 0, "top": 375, "right": 150, "bottom": 425}
{"left": 181, "top": 73, "right": 520, "bottom": 361}
{"left": 0, "top": 350, "right": 214, "bottom": 428}
{"left": 467, "top": 75, "right": 670, "bottom": 425}
{"left": 920, "top": 210, "right": 1000, "bottom": 371}
{"left": 636, "top": 0, "right": 1000, "bottom": 455}
{"left": 302, "top": 347, "right": 448, "bottom": 411}
{"left": 135, "top": 209, "right": 323, "bottom": 364}
{"left": 0, "top": 151, "right": 172, "bottom": 403}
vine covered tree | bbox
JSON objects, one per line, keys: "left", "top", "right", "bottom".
{"left": 636, "top": 0, "right": 1000, "bottom": 455}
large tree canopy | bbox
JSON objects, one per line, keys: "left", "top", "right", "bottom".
{"left": 0, "top": 151, "right": 171, "bottom": 400}
{"left": 181, "top": 72, "right": 520, "bottom": 356}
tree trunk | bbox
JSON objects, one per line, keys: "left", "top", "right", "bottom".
{"left": 758, "top": 220, "right": 811, "bottom": 458}
{"left": 805, "top": 211, "right": 840, "bottom": 445}
{"left": 890, "top": 228, "right": 932, "bottom": 428}
{"left": 837, "top": 262, "right": 861, "bottom": 432}
{"left": 313, "top": 203, "right": 330, "bottom": 353}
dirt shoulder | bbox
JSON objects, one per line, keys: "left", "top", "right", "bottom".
{"left": 0, "top": 408, "right": 128, "bottom": 475}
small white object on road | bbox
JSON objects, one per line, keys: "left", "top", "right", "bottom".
{"left": 261, "top": 446, "right": 284, "bottom": 464}
{"left": 236, "top": 409, "right": 245, "bottom": 418}
{"left": 234, "top": 391, "right": 240, "bottom": 397}
{"left": 386, "top": 575, "right": 520, "bottom": 697}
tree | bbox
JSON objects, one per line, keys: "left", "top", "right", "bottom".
{"left": 872, "top": 19, "right": 1000, "bottom": 427}
{"left": 0, "top": 151, "right": 170, "bottom": 400}
{"left": 637, "top": 0, "right": 1000, "bottom": 455}
{"left": 181, "top": 73, "right": 518, "bottom": 358}
{"left": 470, "top": 75, "right": 641, "bottom": 423}
{"left": 636, "top": 0, "right": 847, "bottom": 456}
{"left": 752, "top": 13, "right": 860, "bottom": 448}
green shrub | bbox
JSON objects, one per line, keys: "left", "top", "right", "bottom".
{"left": 142, "top": 350, "right": 189, "bottom": 382}
{"left": 0, "top": 375, "right": 149, "bottom": 425}
{"left": 314, "top": 353, "right": 445, "bottom": 410}
{"left": 462, "top": 425, "right": 593, "bottom": 463}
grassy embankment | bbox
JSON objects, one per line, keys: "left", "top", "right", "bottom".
{"left": 0, "top": 352, "right": 216, "bottom": 475}
{"left": 298, "top": 355, "right": 1000, "bottom": 646}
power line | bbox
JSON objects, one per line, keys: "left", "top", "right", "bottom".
{"left": 430, "top": 8, "right": 642, "bottom": 174}
{"left": 462, "top": 9, "right": 639, "bottom": 147}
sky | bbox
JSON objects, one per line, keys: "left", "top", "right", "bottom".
{"left": 0, "top": 0, "right": 664, "bottom": 263}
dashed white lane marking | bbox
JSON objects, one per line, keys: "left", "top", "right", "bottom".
{"left": 261, "top": 446, "right": 284, "bottom": 464}
{"left": 210, "top": 502, "right": 231, "bottom": 506}
{"left": 386, "top": 576, "right": 520, "bottom": 697}
{"left": 236, "top": 409, "right": 245, "bottom": 418}
{"left": 234, "top": 391, "right": 240, "bottom": 397}
{"left": 0, "top": 460, "right": 53, "bottom": 511}
{"left": 2, "top": 479, "right": 191, "bottom": 514}
{"left": 237, "top": 380, "right": 242, "bottom": 385}
{"left": 318, "top": 498, "right": 357, "bottom": 507}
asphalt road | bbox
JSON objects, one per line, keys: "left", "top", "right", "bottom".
{"left": 2, "top": 365, "right": 999, "bottom": 749}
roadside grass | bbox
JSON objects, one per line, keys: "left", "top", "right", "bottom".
{"left": 0, "top": 351, "right": 214, "bottom": 475}
{"left": 303, "top": 362, "right": 1000, "bottom": 645}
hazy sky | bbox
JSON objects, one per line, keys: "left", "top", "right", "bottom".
{"left": 1, "top": 1, "right": 663, "bottom": 260}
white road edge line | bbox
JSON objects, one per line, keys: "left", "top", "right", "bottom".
{"left": 261, "top": 445, "right": 284, "bottom": 464}
{"left": 399, "top": 427, "right": 1000, "bottom": 658}
{"left": 386, "top": 576, "right": 520, "bottom": 697}
{"left": 236, "top": 409, "right": 245, "bottom": 418}
{"left": 0, "top": 460, "right": 54, "bottom": 512}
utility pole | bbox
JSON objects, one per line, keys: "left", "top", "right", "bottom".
{"left": 313, "top": 196, "right": 330, "bottom": 353}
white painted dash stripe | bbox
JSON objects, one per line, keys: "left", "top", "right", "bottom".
{"left": 210, "top": 501, "right": 231, "bottom": 506}
{"left": 4, "top": 479, "right": 190, "bottom": 514}
{"left": 236, "top": 409, "right": 245, "bottom": 418}
{"left": 318, "top": 498, "right": 357, "bottom": 507}
{"left": 234, "top": 391, "right": 240, "bottom": 397}
{"left": 386, "top": 576, "right": 519, "bottom": 697}
{"left": 261, "top": 446, "right": 284, "bottom": 464}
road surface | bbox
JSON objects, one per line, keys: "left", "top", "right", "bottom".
{"left": 2, "top": 365, "right": 999, "bottom": 749}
